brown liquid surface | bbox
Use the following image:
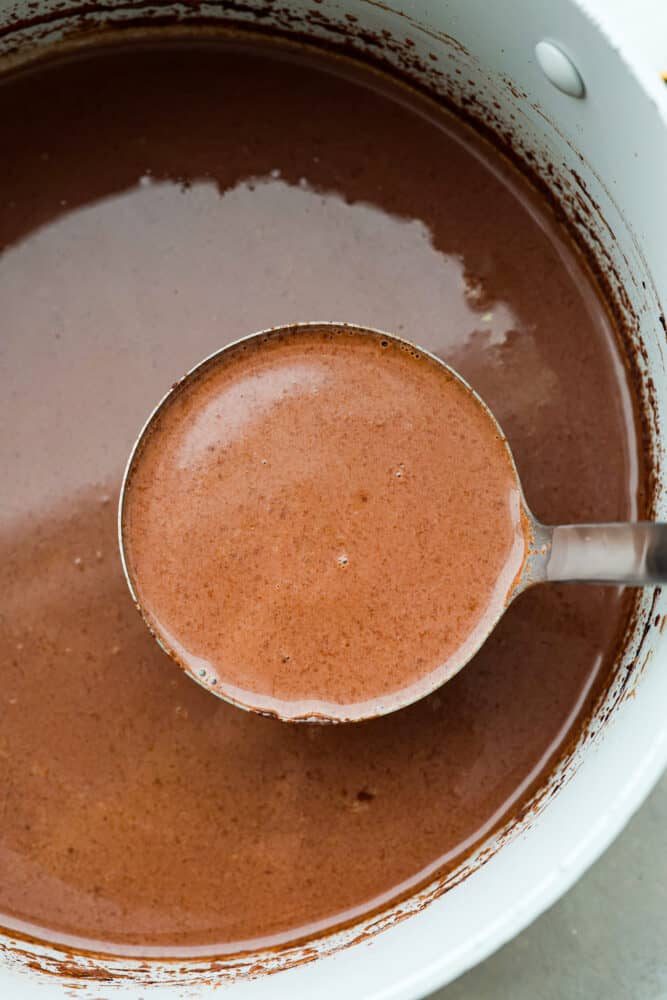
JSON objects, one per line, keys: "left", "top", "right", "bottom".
{"left": 122, "top": 327, "right": 527, "bottom": 720}
{"left": 0, "top": 38, "right": 639, "bottom": 951}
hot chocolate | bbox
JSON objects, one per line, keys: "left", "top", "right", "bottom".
{"left": 121, "top": 326, "right": 527, "bottom": 720}
{"left": 0, "top": 36, "right": 641, "bottom": 951}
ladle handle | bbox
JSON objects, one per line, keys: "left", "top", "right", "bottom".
{"left": 543, "top": 522, "right": 667, "bottom": 585}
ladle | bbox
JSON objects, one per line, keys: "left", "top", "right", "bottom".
{"left": 119, "top": 323, "right": 667, "bottom": 722}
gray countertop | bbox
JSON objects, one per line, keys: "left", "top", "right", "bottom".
{"left": 433, "top": 770, "right": 667, "bottom": 999}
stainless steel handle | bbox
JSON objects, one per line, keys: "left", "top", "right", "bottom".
{"left": 543, "top": 522, "right": 667, "bottom": 585}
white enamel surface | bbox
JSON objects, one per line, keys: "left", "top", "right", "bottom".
{"left": 1, "top": 0, "right": 666, "bottom": 997}
{"left": 535, "top": 40, "right": 585, "bottom": 97}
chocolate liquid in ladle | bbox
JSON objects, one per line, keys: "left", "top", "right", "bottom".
{"left": 0, "top": 37, "right": 639, "bottom": 950}
{"left": 121, "top": 325, "right": 528, "bottom": 721}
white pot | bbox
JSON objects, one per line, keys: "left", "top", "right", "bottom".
{"left": 1, "top": 1, "right": 666, "bottom": 997}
